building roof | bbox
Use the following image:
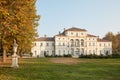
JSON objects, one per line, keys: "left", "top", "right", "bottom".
{"left": 65, "top": 27, "right": 87, "bottom": 32}
{"left": 97, "top": 39, "right": 111, "bottom": 42}
{"left": 36, "top": 37, "right": 54, "bottom": 41}
{"left": 54, "top": 33, "right": 65, "bottom": 37}
{"left": 87, "top": 34, "right": 97, "bottom": 37}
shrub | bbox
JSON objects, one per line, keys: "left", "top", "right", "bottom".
{"left": 63, "top": 54, "right": 72, "bottom": 57}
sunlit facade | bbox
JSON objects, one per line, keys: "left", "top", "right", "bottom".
{"left": 31, "top": 27, "right": 112, "bottom": 57}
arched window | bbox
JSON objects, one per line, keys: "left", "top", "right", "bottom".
{"left": 70, "top": 39, "right": 74, "bottom": 47}
{"left": 75, "top": 39, "right": 79, "bottom": 47}
{"left": 81, "top": 48, "right": 84, "bottom": 54}
{"left": 81, "top": 39, "right": 84, "bottom": 46}
{"left": 76, "top": 48, "right": 80, "bottom": 55}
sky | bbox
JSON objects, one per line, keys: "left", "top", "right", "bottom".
{"left": 36, "top": 0, "right": 120, "bottom": 38}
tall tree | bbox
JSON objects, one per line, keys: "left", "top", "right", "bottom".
{"left": 0, "top": 0, "right": 40, "bottom": 62}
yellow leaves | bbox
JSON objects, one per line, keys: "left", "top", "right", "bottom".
{"left": 0, "top": 0, "right": 39, "bottom": 53}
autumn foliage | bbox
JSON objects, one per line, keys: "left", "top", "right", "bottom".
{"left": 0, "top": 0, "right": 40, "bottom": 62}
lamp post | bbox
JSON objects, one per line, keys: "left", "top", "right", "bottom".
{"left": 11, "top": 39, "right": 19, "bottom": 68}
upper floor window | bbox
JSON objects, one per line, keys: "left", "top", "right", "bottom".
{"left": 76, "top": 33, "right": 78, "bottom": 36}
{"left": 104, "top": 44, "right": 106, "bottom": 47}
{"left": 71, "top": 32, "right": 73, "bottom": 35}
{"left": 40, "top": 43, "right": 43, "bottom": 46}
{"left": 81, "top": 33, "right": 83, "bottom": 35}
{"left": 34, "top": 43, "right": 36, "bottom": 46}
{"left": 52, "top": 43, "right": 54, "bottom": 46}
{"left": 93, "top": 43, "right": 95, "bottom": 46}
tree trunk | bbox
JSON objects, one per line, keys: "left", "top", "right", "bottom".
{"left": 3, "top": 47, "right": 6, "bottom": 63}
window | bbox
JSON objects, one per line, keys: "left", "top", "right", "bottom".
{"left": 40, "top": 43, "right": 43, "bottom": 46}
{"left": 52, "top": 43, "right": 54, "bottom": 46}
{"left": 71, "top": 32, "right": 73, "bottom": 35}
{"left": 93, "top": 50, "right": 95, "bottom": 54}
{"left": 104, "top": 44, "right": 106, "bottom": 47}
{"left": 70, "top": 39, "right": 74, "bottom": 47}
{"left": 81, "top": 48, "right": 84, "bottom": 54}
{"left": 93, "top": 43, "right": 95, "bottom": 46}
{"left": 76, "top": 33, "right": 78, "bottom": 36}
{"left": 35, "top": 51, "right": 37, "bottom": 56}
{"left": 75, "top": 39, "right": 79, "bottom": 47}
{"left": 81, "top": 39, "right": 84, "bottom": 46}
{"left": 81, "top": 33, "right": 83, "bottom": 35}
{"left": 47, "top": 50, "right": 49, "bottom": 54}
{"left": 34, "top": 43, "right": 36, "bottom": 46}
{"left": 63, "top": 43, "right": 65, "bottom": 46}
{"left": 89, "top": 50, "right": 91, "bottom": 54}
{"left": 68, "top": 51, "right": 69, "bottom": 54}
{"left": 71, "top": 48, "right": 74, "bottom": 55}
{"left": 52, "top": 51, "right": 54, "bottom": 55}
{"left": 59, "top": 50, "right": 61, "bottom": 55}
{"left": 46, "top": 43, "right": 49, "bottom": 46}
{"left": 76, "top": 48, "right": 80, "bottom": 55}
{"left": 59, "top": 43, "right": 61, "bottom": 46}
{"left": 63, "top": 50, "right": 65, "bottom": 54}
{"left": 89, "top": 42, "right": 91, "bottom": 46}
{"left": 99, "top": 43, "right": 101, "bottom": 47}
{"left": 100, "top": 50, "right": 102, "bottom": 54}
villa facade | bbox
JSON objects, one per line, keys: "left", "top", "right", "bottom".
{"left": 31, "top": 27, "right": 112, "bottom": 57}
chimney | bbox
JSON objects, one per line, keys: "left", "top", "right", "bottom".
{"left": 59, "top": 31, "right": 61, "bottom": 34}
{"left": 64, "top": 28, "right": 65, "bottom": 31}
{"left": 44, "top": 34, "right": 47, "bottom": 37}
{"left": 97, "top": 36, "right": 99, "bottom": 39}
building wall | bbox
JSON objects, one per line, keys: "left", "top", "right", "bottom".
{"left": 31, "top": 41, "right": 54, "bottom": 57}
{"left": 31, "top": 28, "right": 112, "bottom": 57}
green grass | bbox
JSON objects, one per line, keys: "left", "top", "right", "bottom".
{"left": 0, "top": 58, "right": 120, "bottom": 80}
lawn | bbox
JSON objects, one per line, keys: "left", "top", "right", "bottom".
{"left": 0, "top": 58, "right": 120, "bottom": 80}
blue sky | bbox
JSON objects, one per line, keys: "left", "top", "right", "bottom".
{"left": 36, "top": 0, "right": 120, "bottom": 38}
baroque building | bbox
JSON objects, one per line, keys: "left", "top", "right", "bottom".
{"left": 31, "top": 27, "right": 112, "bottom": 57}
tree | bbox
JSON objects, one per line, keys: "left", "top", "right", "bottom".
{"left": 103, "top": 32, "right": 118, "bottom": 53}
{"left": 0, "top": 0, "right": 40, "bottom": 62}
{"left": 116, "top": 32, "right": 120, "bottom": 52}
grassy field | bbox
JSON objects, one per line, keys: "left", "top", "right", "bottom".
{"left": 0, "top": 58, "right": 120, "bottom": 80}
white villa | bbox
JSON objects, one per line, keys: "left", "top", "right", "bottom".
{"left": 31, "top": 27, "right": 112, "bottom": 57}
